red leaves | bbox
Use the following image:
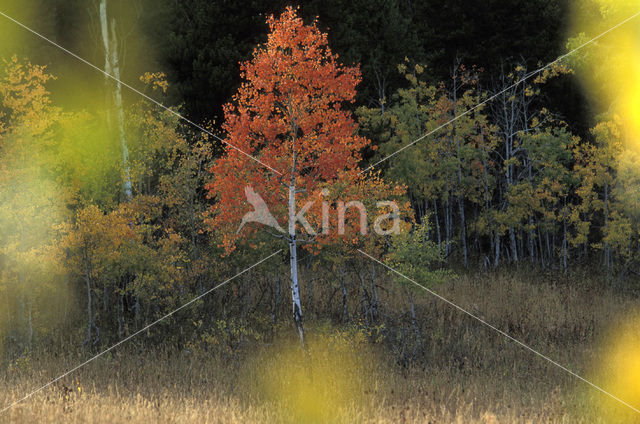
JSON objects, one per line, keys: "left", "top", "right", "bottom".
{"left": 207, "top": 7, "right": 372, "bottom": 253}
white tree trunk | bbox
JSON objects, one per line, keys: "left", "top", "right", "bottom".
{"left": 452, "top": 73, "right": 468, "bottom": 268}
{"left": 100, "top": 0, "right": 132, "bottom": 199}
{"left": 288, "top": 178, "right": 304, "bottom": 347}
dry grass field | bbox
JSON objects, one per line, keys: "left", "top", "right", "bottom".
{"left": 1, "top": 271, "right": 639, "bottom": 423}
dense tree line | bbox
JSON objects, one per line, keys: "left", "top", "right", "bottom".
{"left": 359, "top": 59, "right": 640, "bottom": 275}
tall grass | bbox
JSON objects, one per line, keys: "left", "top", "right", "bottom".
{"left": 1, "top": 271, "right": 638, "bottom": 423}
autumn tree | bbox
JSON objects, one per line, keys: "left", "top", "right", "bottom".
{"left": 206, "top": 7, "right": 371, "bottom": 347}
{"left": 0, "top": 57, "right": 75, "bottom": 351}
{"left": 358, "top": 61, "right": 494, "bottom": 266}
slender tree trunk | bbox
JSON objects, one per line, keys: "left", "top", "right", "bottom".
{"left": 272, "top": 275, "right": 281, "bottom": 325}
{"left": 374, "top": 66, "right": 387, "bottom": 114}
{"left": 458, "top": 198, "right": 468, "bottom": 267}
{"left": 409, "top": 290, "right": 420, "bottom": 357}
{"left": 504, "top": 88, "right": 518, "bottom": 264}
{"left": 537, "top": 226, "right": 545, "bottom": 268}
{"left": 241, "top": 272, "right": 251, "bottom": 321}
{"left": 433, "top": 198, "right": 442, "bottom": 248}
{"left": 85, "top": 277, "right": 92, "bottom": 344}
{"left": 529, "top": 217, "right": 535, "bottom": 263}
{"left": 100, "top": 0, "right": 132, "bottom": 199}
{"left": 288, "top": 177, "right": 304, "bottom": 348}
{"left": 546, "top": 231, "right": 551, "bottom": 267}
{"left": 340, "top": 266, "right": 348, "bottom": 323}
{"left": 473, "top": 205, "right": 480, "bottom": 252}
{"left": 370, "top": 262, "right": 378, "bottom": 322}
{"left": 509, "top": 227, "right": 518, "bottom": 263}
{"left": 134, "top": 296, "right": 140, "bottom": 329}
{"left": 189, "top": 189, "right": 199, "bottom": 262}
{"left": 445, "top": 195, "right": 452, "bottom": 257}
{"left": 481, "top": 135, "right": 494, "bottom": 264}
{"left": 494, "top": 232, "right": 501, "bottom": 268}
{"left": 562, "top": 208, "right": 568, "bottom": 274}
{"left": 117, "top": 290, "right": 124, "bottom": 338}
{"left": 448, "top": 196, "right": 453, "bottom": 254}
{"left": 84, "top": 258, "right": 93, "bottom": 345}
{"left": 18, "top": 296, "right": 25, "bottom": 349}
{"left": 452, "top": 73, "right": 468, "bottom": 268}
{"left": 359, "top": 266, "right": 371, "bottom": 325}
{"left": 103, "top": 283, "right": 109, "bottom": 323}
{"left": 518, "top": 229, "right": 524, "bottom": 260}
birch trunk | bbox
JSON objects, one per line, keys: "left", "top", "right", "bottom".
{"left": 433, "top": 198, "right": 442, "bottom": 248}
{"left": 100, "top": 0, "right": 132, "bottom": 199}
{"left": 509, "top": 227, "right": 518, "bottom": 263}
{"left": 452, "top": 73, "right": 468, "bottom": 268}
{"left": 288, "top": 176, "right": 305, "bottom": 348}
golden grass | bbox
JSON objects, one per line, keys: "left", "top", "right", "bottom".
{"left": 1, "top": 271, "right": 639, "bottom": 423}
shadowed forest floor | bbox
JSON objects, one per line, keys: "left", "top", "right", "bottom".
{"left": 1, "top": 271, "right": 639, "bottom": 423}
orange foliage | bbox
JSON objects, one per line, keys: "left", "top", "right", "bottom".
{"left": 205, "top": 7, "right": 395, "bottom": 253}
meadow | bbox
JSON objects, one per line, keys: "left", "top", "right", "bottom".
{"left": 2, "top": 270, "right": 638, "bottom": 423}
